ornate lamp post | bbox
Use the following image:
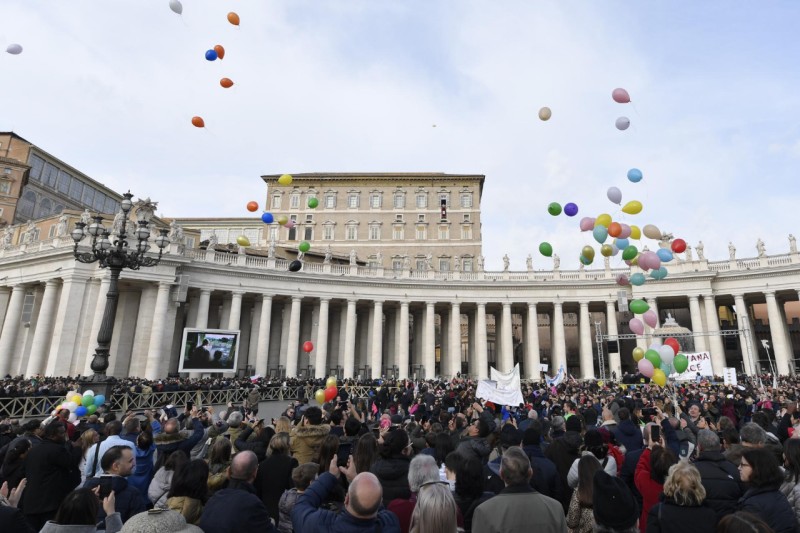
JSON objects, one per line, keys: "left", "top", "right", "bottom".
{"left": 71, "top": 191, "right": 169, "bottom": 394}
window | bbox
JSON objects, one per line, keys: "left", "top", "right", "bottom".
{"left": 392, "top": 258, "right": 403, "bottom": 271}
{"left": 439, "top": 258, "right": 450, "bottom": 272}
{"left": 369, "top": 225, "right": 380, "bottom": 240}
{"left": 269, "top": 226, "right": 279, "bottom": 241}
{"left": 104, "top": 197, "right": 117, "bottom": 214}
{"left": 438, "top": 226, "right": 449, "bottom": 240}
{"left": 416, "top": 259, "right": 426, "bottom": 271}
{"left": 462, "top": 225, "right": 472, "bottom": 240}
{"left": 42, "top": 163, "right": 58, "bottom": 188}
{"left": 35, "top": 198, "right": 53, "bottom": 219}
{"left": 93, "top": 192, "right": 106, "bottom": 212}
{"left": 323, "top": 225, "right": 334, "bottom": 240}
{"left": 290, "top": 193, "right": 300, "bottom": 209}
{"left": 395, "top": 214, "right": 404, "bottom": 222}
{"left": 370, "top": 193, "right": 382, "bottom": 208}
{"left": 348, "top": 193, "right": 359, "bottom": 208}
{"left": 416, "top": 193, "right": 427, "bottom": 208}
{"left": 463, "top": 214, "right": 471, "bottom": 222}
{"left": 69, "top": 179, "right": 84, "bottom": 201}
{"left": 325, "top": 193, "right": 336, "bottom": 208}
{"left": 57, "top": 171, "right": 72, "bottom": 194}
{"left": 244, "top": 228, "right": 260, "bottom": 243}
{"left": 28, "top": 155, "right": 45, "bottom": 181}
{"left": 304, "top": 227, "right": 313, "bottom": 240}
{"left": 416, "top": 226, "right": 427, "bottom": 240}
{"left": 460, "top": 193, "right": 473, "bottom": 208}
{"left": 18, "top": 190, "right": 36, "bottom": 218}
{"left": 0, "top": 181, "right": 10, "bottom": 195}
{"left": 185, "top": 237, "right": 196, "bottom": 249}
{"left": 288, "top": 215, "right": 297, "bottom": 241}
{"left": 3, "top": 168, "right": 10, "bottom": 175}
{"left": 417, "top": 214, "right": 425, "bottom": 222}
{"left": 305, "top": 214, "right": 313, "bottom": 223}
{"left": 82, "top": 186, "right": 95, "bottom": 206}
{"left": 271, "top": 195, "right": 282, "bottom": 209}
{"left": 394, "top": 193, "right": 405, "bottom": 209}
{"left": 438, "top": 192, "right": 450, "bottom": 205}
{"left": 393, "top": 226, "right": 404, "bottom": 240}
{"left": 463, "top": 258, "right": 473, "bottom": 272}
{"left": 346, "top": 224, "right": 358, "bottom": 240}
{"left": 21, "top": 291, "right": 35, "bottom": 323}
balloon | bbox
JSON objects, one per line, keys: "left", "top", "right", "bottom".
{"left": 595, "top": 214, "right": 612, "bottom": 228}
{"left": 671, "top": 239, "right": 687, "bottom": 253}
{"left": 579, "top": 217, "right": 595, "bottom": 231}
{"left": 607, "top": 187, "right": 622, "bottom": 205}
{"left": 643, "top": 251, "right": 661, "bottom": 270}
{"left": 643, "top": 224, "right": 661, "bottom": 240}
{"left": 651, "top": 267, "right": 668, "bottom": 280}
{"left": 539, "top": 242, "right": 553, "bottom": 257}
{"left": 288, "top": 260, "right": 302, "bottom": 272}
{"left": 278, "top": 174, "right": 293, "bottom": 186}
{"left": 608, "top": 222, "right": 622, "bottom": 238}
{"left": 302, "top": 341, "right": 314, "bottom": 353}
{"left": 659, "top": 345, "right": 675, "bottom": 365}
{"left": 86, "top": 404, "right": 97, "bottom": 415}
{"left": 64, "top": 402, "right": 78, "bottom": 412}
{"left": 277, "top": 215, "right": 289, "bottom": 226}
{"left": 643, "top": 310, "right": 658, "bottom": 328}
{"left": 580, "top": 255, "right": 592, "bottom": 266}
{"left": 615, "top": 238, "right": 630, "bottom": 250}
{"left": 629, "top": 318, "right": 644, "bottom": 336}
{"left": 6, "top": 44, "right": 23, "bottom": 55}
{"left": 220, "top": 78, "right": 234, "bottom": 88}
{"left": 214, "top": 45, "right": 225, "bottom": 60}
{"left": 314, "top": 389, "right": 326, "bottom": 404}
{"left": 611, "top": 244, "right": 620, "bottom": 256}
{"left": 645, "top": 349, "right": 661, "bottom": 368}
{"left": 622, "top": 245, "right": 638, "bottom": 261}
{"left": 308, "top": 197, "right": 319, "bottom": 209}
{"left": 627, "top": 168, "right": 643, "bottom": 183}
{"left": 630, "top": 273, "right": 646, "bottom": 286}
{"left": 600, "top": 244, "right": 613, "bottom": 257}
{"left": 628, "top": 254, "right": 640, "bottom": 267}
{"left": 236, "top": 235, "right": 250, "bottom": 247}
{"left": 621, "top": 200, "right": 643, "bottom": 215}
{"left": 664, "top": 337, "right": 680, "bottom": 356}
{"left": 593, "top": 225, "right": 608, "bottom": 244}
{"left": 616, "top": 117, "right": 630, "bottom": 130}
{"left": 638, "top": 359, "right": 655, "bottom": 378}
{"left": 629, "top": 299, "right": 649, "bottom": 315}
{"left": 82, "top": 394, "right": 94, "bottom": 407}
{"left": 246, "top": 201, "right": 258, "bottom": 212}
{"left": 632, "top": 347, "right": 645, "bottom": 362}
{"left": 227, "top": 12, "right": 240, "bottom": 25}
{"left": 285, "top": 219, "right": 295, "bottom": 229}
{"left": 75, "top": 406, "right": 88, "bottom": 417}
{"left": 68, "top": 413, "right": 77, "bottom": 423}
{"left": 615, "top": 274, "right": 629, "bottom": 286}
{"left": 261, "top": 212, "right": 274, "bottom": 224}
{"left": 564, "top": 203, "right": 579, "bottom": 217}
{"left": 84, "top": 390, "right": 95, "bottom": 397}
{"left": 324, "top": 386, "right": 338, "bottom": 402}
{"left": 612, "top": 88, "right": 631, "bottom": 103}
{"left": 70, "top": 394, "right": 82, "bottom": 404}
{"left": 673, "top": 353, "right": 689, "bottom": 373}
{"left": 205, "top": 49, "right": 218, "bottom": 61}
{"left": 191, "top": 116, "right": 205, "bottom": 128}
{"left": 169, "top": 0, "right": 183, "bottom": 14}
{"left": 651, "top": 368, "right": 667, "bottom": 387}
{"left": 326, "top": 376, "right": 337, "bottom": 388}
{"left": 649, "top": 341, "right": 662, "bottom": 353}
{"left": 547, "top": 202, "right": 562, "bottom": 216}
{"left": 94, "top": 395, "right": 105, "bottom": 406}
{"left": 582, "top": 246, "right": 595, "bottom": 261}
{"left": 298, "top": 241, "right": 311, "bottom": 253}
{"left": 538, "top": 107, "right": 552, "bottom": 121}
{"left": 630, "top": 225, "right": 641, "bottom": 239}
{"left": 618, "top": 224, "right": 632, "bottom": 239}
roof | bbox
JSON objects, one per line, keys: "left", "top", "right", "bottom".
{"left": 260, "top": 172, "right": 486, "bottom": 195}
{"left": 0, "top": 131, "right": 34, "bottom": 145}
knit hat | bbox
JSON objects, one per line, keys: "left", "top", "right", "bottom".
{"left": 592, "top": 470, "right": 638, "bottom": 529}
{"left": 565, "top": 415, "right": 582, "bottom": 433}
{"left": 121, "top": 510, "right": 203, "bottom": 533}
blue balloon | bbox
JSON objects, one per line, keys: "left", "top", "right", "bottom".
{"left": 593, "top": 225, "right": 608, "bottom": 244}
{"left": 615, "top": 238, "right": 629, "bottom": 249}
{"left": 75, "top": 406, "right": 88, "bottom": 417}
{"left": 630, "top": 272, "right": 646, "bottom": 286}
{"left": 564, "top": 202, "right": 579, "bottom": 217}
{"left": 205, "top": 49, "right": 218, "bottom": 61}
{"left": 580, "top": 255, "right": 592, "bottom": 265}
{"left": 94, "top": 394, "right": 106, "bottom": 406}
{"left": 656, "top": 248, "right": 673, "bottom": 262}
{"left": 654, "top": 267, "right": 669, "bottom": 279}
{"left": 627, "top": 168, "right": 643, "bottom": 183}
{"left": 261, "top": 212, "right": 274, "bottom": 224}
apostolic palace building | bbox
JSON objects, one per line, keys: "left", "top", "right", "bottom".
{"left": 1, "top": 132, "right": 799, "bottom": 382}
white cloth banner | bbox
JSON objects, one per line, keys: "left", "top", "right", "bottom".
{"left": 476, "top": 364, "right": 525, "bottom": 406}
{"left": 546, "top": 365, "right": 566, "bottom": 387}
{"left": 671, "top": 352, "right": 714, "bottom": 381}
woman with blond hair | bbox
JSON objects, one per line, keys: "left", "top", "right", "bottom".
{"left": 410, "top": 481, "right": 460, "bottom": 533}
{"left": 274, "top": 416, "right": 292, "bottom": 435}
{"left": 646, "top": 461, "right": 717, "bottom": 533}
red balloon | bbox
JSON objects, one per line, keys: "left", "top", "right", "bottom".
{"left": 324, "top": 386, "right": 337, "bottom": 402}
{"left": 220, "top": 78, "right": 234, "bottom": 88}
{"left": 664, "top": 337, "right": 680, "bottom": 356}
{"left": 612, "top": 88, "right": 631, "bottom": 103}
{"left": 214, "top": 44, "right": 225, "bottom": 60}
{"left": 671, "top": 238, "right": 687, "bottom": 253}
{"left": 246, "top": 201, "right": 258, "bottom": 212}
{"left": 191, "top": 116, "right": 205, "bottom": 128}
{"left": 302, "top": 341, "right": 314, "bottom": 353}
{"left": 608, "top": 222, "right": 622, "bottom": 238}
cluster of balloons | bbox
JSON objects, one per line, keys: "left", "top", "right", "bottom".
{"left": 613, "top": 88, "right": 631, "bottom": 131}
{"left": 628, "top": 306, "right": 690, "bottom": 387}
{"left": 547, "top": 202, "right": 579, "bottom": 217}
{"left": 56, "top": 390, "right": 106, "bottom": 422}
{"left": 314, "top": 376, "right": 338, "bottom": 405}
{"left": 6, "top": 44, "right": 22, "bottom": 55}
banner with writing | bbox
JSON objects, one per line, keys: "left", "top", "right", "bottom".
{"left": 671, "top": 352, "right": 713, "bottom": 381}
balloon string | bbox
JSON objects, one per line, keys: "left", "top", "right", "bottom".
{"left": 630, "top": 101, "right": 640, "bottom": 116}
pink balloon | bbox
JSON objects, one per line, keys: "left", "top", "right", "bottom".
{"left": 645, "top": 251, "right": 661, "bottom": 270}
{"left": 285, "top": 220, "right": 296, "bottom": 229}
{"left": 615, "top": 274, "right": 629, "bottom": 286}
{"left": 612, "top": 88, "right": 631, "bottom": 103}
{"left": 618, "top": 224, "right": 632, "bottom": 239}
{"left": 643, "top": 310, "right": 658, "bottom": 328}
{"left": 629, "top": 318, "right": 644, "bottom": 336}
{"left": 638, "top": 358, "right": 655, "bottom": 377}
{"left": 579, "top": 217, "right": 595, "bottom": 232}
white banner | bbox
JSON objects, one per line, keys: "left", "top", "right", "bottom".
{"left": 476, "top": 364, "right": 525, "bottom": 406}
{"left": 671, "top": 352, "right": 714, "bottom": 381}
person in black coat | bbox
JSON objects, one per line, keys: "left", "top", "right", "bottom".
{"left": 0, "top": 477, "right": 34, "bottom": 533}
{"left": 692, "top": 429, "right": 743, "bottom": 521}
{"left": 738, "top": 448, "right": 797, "bottom": 533}
{"left": 235, "top": 422, "right": 274, "bottom": 462}
{"left": 521, "top": 426, "right": 560, "bottom": 500}
{"left": 153, "top": 409, "right": 205, "bottom": 469}
{"left": 612, "top": 408, "right": 644, "bottom": 454}
{"left": 370, "top": 429, "right": 413, "bottom": 506}
{"left": 544, "top": 416, "right": 582, "bottom": 511}
{"left": 22, "top": 419, "right": 82, "bottom": 530}
{"left": 82, "top": 445, "right": 147, "bottom": 524}
{"left": 646, "top": 461, "right": 718, "bottom": 533}
{"left": 255, "top": 432, "right": 298, "bottom": 523}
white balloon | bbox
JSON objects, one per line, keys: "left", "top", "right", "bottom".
{"left": 615, "top": 117, "right": 630, "bottom": 131}
{"left": 169, "top": 0, "right": 183, "bottom": 14}
{"left": 68, "top": 413, "right": 78, "bottom": 423}
{"left": 6, "top": 44, "right": 23, "bottom": 55}
{"left": 659, "top": 345, "right": 675, "bottom": 365}
{"left": 648, "top": 341, "right": 662, "bottom": 352}
{"left": 64, "top": 401, "right": 78, "bottom": 412}
{"left": 607, "top": 186, "right": 622, "bottom": 205}
{"left": 83, "top": 389, "right": 94, "bottom": 397}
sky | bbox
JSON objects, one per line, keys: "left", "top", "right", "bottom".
{"left": 2, "top": 1, "right": 800, "bottom": 270}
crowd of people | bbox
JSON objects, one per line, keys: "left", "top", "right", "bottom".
{"left": 1, "top": 371, "right": 800, "bottom": 532}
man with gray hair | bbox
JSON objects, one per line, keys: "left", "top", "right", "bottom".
{"left": 472, "top": 446, "right": 566, "bottom": 533}
{"left": 387, "top": 454, "right": 449, "bottom": 533}
{"left": 725, "top": 422, "right": 766, "bottom": 466}
{"left": 692, "top": 429, "right": 742, "bottom": 521}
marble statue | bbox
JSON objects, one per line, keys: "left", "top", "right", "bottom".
{"left": 2, "top": 226, "right": 14, "bottom": 248}
{"left": 237, "top": 245, "right": 246, "bottom": 255}
{"left": 80, "top": 209, "right": 92, "bottom": 235}
{"left": 579, "top": 262, "right": 585, "bottom": 272}
{"left": 403, "top": 255, "right": 411, "bottom": 270}
{"left": 685, "top": 244, "right": 693, "bottom": 262}
{"left": 453, "top": 255, "right": 460, "bottom": 271}
{"left": 349, "top": 249, "right": 357, "bottom": 265}
{"left": 503, "top": 254, "right": 510, "bottom": 271}
{"left": 756, "top": 238, "right": 766, "bottom": 258}
{"left": 477, "top": 255, "right": 484, "bottom": 271}
{"left": 790, "top": 234, "right": 797, "bottom": 254}
{"left": 696, "top": 241, "right": 705, "bottom": 260}
{"left": 23, "top": 221, "right": 36, "bottom": 244}
{"left": 658, "top": 232, "right": 674, "bottom": 249}
{"left": 604, "top": 256, "right": 610, "bottom": 269}
{"left": 425, "top": 253, "right": 433, "bottom": 271}
{"left": 376, "top": 251, "right": 383, "bottom": 266}
{"left": 552, "top": 254, "right": 560, "bottom": 270}
{"left": 111, "top": 210, "right": 126, "bottom": 236}
{"left": 168, "top": 221, "right": 185, "bottom": 244}
{"left": 526, "top": 254, "right": 533, "bottom": 271}
{"left": 323, "top": 246, "right": 332, "bottom": 264}
{"left": 728, "top": 242, "right": 736, "bottom": 260}
{"left": 268, "top": 240, "right": 276, "bottom": 258}
{"left": 55, "top": 214, "right": 68, "bottom": 237}
{"left": 207, "top": 232, "right": 218, "bottom": 251}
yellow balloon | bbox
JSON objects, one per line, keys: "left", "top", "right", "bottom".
{"left": 314, "top": 389, "right": 326, "bottom": 404}
{"left": 630, "top": 253, "right": 640, "bottom": 266}
{"left": 595, "top": 213, "right": 612, "bottom": 228}
{"left": 277, "top": 215, "right": 289, "bottom": 226}
{"left": 630, "top": 225, "right": 641, "bottom": 239}
{"left": 236, "top": 235, "right": 250, "bottom": 247}
{"left": 633, "top": 348, "right": 647, "bottom": 362}
{"left": 582, "top": 245, "right": 595, "bottom": 260}
{"left": 600, "top": 244, "right": 613, "bottom": 257}
{"left": 538, "top": 107, "right": 552, "bottom": 121}
{"left": 652, "top": 369, "right": 667, "bottom": 387}
{"left": 326, "top": 376, "right": 337, "bottom": 388}
{"left": 70, "top": 394, "right": 82, "bottom": 404}
{"left": 277, "top": 174, "right": 293, "bottom": 186}
{"left": 621, "top": 200, "right": 643, "bottom": 215}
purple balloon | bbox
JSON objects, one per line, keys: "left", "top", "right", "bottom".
{"left": 615, "top": 274, "right": 629, "bottom": 286}
{"left": 579, "top": 217, "right": 595, "bottom": 231}
{"left": 643, "top": 310, "right": 658, "bottom": 328}
{"left": 638, "top": 358, "right": 655, "bottom": 378}
{"left": 643, "top": 251, "right": 661, "bottom": 271}
{"left": 564, "top": 202, "right": 579, "bottom": 217}
{"left": 629, "top": 318, "right": 644, "bottom": 336}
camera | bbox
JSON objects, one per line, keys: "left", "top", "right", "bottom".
{"left": 641, "top": 408, "right": 657, "bottom": 419}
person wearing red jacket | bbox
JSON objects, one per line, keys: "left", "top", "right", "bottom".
{"left": 634, "top": 433, "right": 677, "bottom": 533}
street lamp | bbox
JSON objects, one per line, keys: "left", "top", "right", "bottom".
{"left": 760, "top": 339, "right": 779, "bottom": 389}
{"left": 71, "top": 191, "right": 169, "bottom": 392}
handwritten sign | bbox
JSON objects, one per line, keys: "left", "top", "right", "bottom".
{"left": 672, "top": 352, "right": 713, "bottom": 381}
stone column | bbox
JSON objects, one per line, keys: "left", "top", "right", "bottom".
{"left": 764, "top": 291, "right": 791, "bottom": 375}
{"left": 255, "top": 295, "right": 273, "bottom": 376}
{"left": 688, "top": 295, "right": 709, "bottom": 352}
{"left": 476, "top": 303, "right": 488, "bottom": 379}
{"left": 500, "top": 302, "right": 513, "bottom": 372}
{"left": 449, "top": 302, "right": 462, "bottom": 377}
{"left": 129, "top": 285, "right": 157, "bottom": 378}
{"left": 733, "top": 294, "right": 758, "bottom": 375}
{"left": 0, "top": 285, "right": 25, "bottom": 376}
{"left": 26, "top": 280, "right": 60, "bottom": 377}
{"left": 525, "top": 303, "right": 541, "bottom": 380}
{"left": 314, "top": 298, "right": 329, "bottom": 378}
{"left": 187, "top": 288, "right": 212, "bottom": 378}
{"left": 285, "top": 296, "right": 303, "bottom": 377}
{"left": 578, "top": 301, "right": 595, "bottom": 379}
{"left": 144, "top": 282, "right": 172, "bottom": 380}
{"left": 703, "top": 294, "right": 727, "bottom": 375}
{"left": 228, "top": 291, "right": 244, "bottom": 330}
{"left": 424, "top": 302, "right": 436, "bottom": 379}
{"left": 46, "top": 276, "right": 90, "bottom": 376}
{"left": 606, "top": 300, "right": 621, "bottom": 378}
{"left": 0, "top": 286, "right": 12, "bottom": 334}
{"left": 397, "top": 301, "right": 410, "bottom": 379}
{"left": 552, "top": 302, "right": 567, "bottom": 373}
{"left": 342, "top": 299, "right": 357, "bottom": 379}
{"left": 370, "top": 300, "right": 383, "bottom": 379}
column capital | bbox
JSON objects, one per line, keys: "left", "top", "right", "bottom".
{"left": 688, "top": 294, "right": 701, "bottom": 302}
{"left": 476, "top": 302, "right": 486, "bottom": 308}
{"left": 399, "top": 300, "right": 409, "bottom": 308}
{"left": 732, "top": 292, "right": 746, "bottom": 300}
{"left": 199, "top": 287, "right": 213, "bottom": 295}
{"left": 44, "top": 278, "right": 60, "bottom": 287}
{"left": 157, "top": 280, "right": 172, "bottom": 290}
{"left": 261, "top": 294, "right": 273, "bottom": 302}
{"left": 578, "top": 300, "right": 590, "bottom": 308}
{"left": 605, "top": 299, "right": 617, "bottom": 306}
{"left": 230, "top": 290, "right": 245, "bottom": 297}
{"left": 452, "top": 301, "right": 461, "bottom": 308}
{"left": 764, "top": 290, "right": 776, "bottom": 297}
{"left": 426, "top": 301, "right": 437, "bottom": 307}
{"left": 292, "top": 295, "right": 303, "bottom": 303}
{"left": 702, "top": 293, "right": 715, "bottom": 300}
{"left": 373, "top": 300, "right": 385, "bottom": 306}
{"left": 317, "top": 296, "right": 330, "bottom": 304}
{"left": 501, "top": 302, "right": 511, "bottom": 308}
{"left": 527, "top": 301, "right": 538, "bottom": 308}
{"left": 347, "top": 298, "right": 357, "bottom": 305}
{"left": 553, "top": 301, "right": 563, "bottom": 309}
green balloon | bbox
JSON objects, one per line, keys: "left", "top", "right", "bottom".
{"left": 645, "top": 349, "right": 661, "bottom": 368}
{"left": 81, "top": 394, "right": 94, "bottom": 407}
{"left": 673, "top": 353, "right": 689, "bottom": 373}
{"left": 298, "top": 241, "right": 311, "bottom": 253}
{"left": 539, "top": 242, "right": 553, "bottom": 257}
{"left": 86, "top": 404, "right": 97, "bottom": 415}
{"left": 547, "top": 202, "right": 562, "bottom": 216}
{"left": 622, "top": 245, "right": 639, "bottom": 261}
{"left": 629, "top": 299, "right": 649, "bottom": 315}
{"left": 308, "top": 197, "right": 319, "bottom": 209}
{"left": 580, "top": 255, "right": 592, "bottom": 265}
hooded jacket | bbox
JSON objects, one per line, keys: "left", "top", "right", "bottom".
{"left": 613, "top": 419, "right": 643, "bottom": 454}
{"left": 83, "top": 475, "right": 147, "bottom": 524}
{"left": 692, "top": 450, "right": 742, "bottom": 520}
{"left": 290, "top": 423, "right": 331, "bottom": 465}
{"left": 371, "top": 455, "right": 412, "bottom": 506}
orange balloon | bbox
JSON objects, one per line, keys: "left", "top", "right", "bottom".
{"left": 191, "top": 116, "right": 205, "bottom": 128}
{"left": 227, "top": 12, "right": 240, "bottom": 25}
{"left": 246, "top": 201, "right": 258, "bottom": 212}
{"left": 214, "top": 45, "right": 225, "bottom": 60}
{"left": 608, "top": 222, "right": 622, "bottom": 238}
{"left": 220, "top": 78, "right": 234, "bottom": 88}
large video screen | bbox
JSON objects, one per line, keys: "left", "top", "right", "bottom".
{"left": 179, "top": 329, "right": 241, "bottom": 373}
